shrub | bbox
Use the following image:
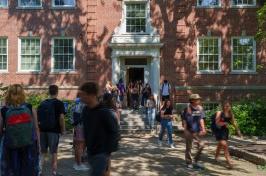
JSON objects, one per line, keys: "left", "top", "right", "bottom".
{"left": 26, "top": 92, "right": 74, "bottom": 131}
{"left": 204, "top": 99, "right": 266, "bottom": 136}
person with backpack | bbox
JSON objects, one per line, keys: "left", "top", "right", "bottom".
{"left": 78, "top": 82, "right": 120, "bottom": 176}
{"left": 181, "top": 94, "right": 206, "bottom": 170}
{"left": 38, "top": 85, "right": 66, "bottom": 176}
{"left": 160, "top": 80, "right": 171, "bottom": 102}
{"left": 212, "top": 101, "right": 242, "bottom": 169}
{"left": 72, "top": 96, "right": 90, "bottom": 171}
{"left": 0, "top": 84, "right": 40, "bottom": 176}
{"left": 158, "top": 100, "right": 175, "bottom": 148}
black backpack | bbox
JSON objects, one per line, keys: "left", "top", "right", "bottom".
{"left": 37, "top": 99, "right": 57, "bottom": 131}
{"left": 155, "top": 111, "right": 161, "bottom": 122}
{"left": 211, "top": 112, "right": 218, "bottom": 134}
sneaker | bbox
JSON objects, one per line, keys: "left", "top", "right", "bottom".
{"left": 52, "top": 172, "right": 63, "bottom": 176}
{"left": 170, "top": 144, "right": 175, "bottom": 148}
{"left": 73, "top": 163, "right": 79, "bottom": 170}
{"left": 80, "top": 164, "right": 90, "bottom": 171}
{"left": 158, "top": 140, "right": 162, "bottom": 147}
{"left": 194, "top": 163, "right": 205, "bottom": 170}
{"left": 187, "top": 164, "right": 193, "bottom": 170}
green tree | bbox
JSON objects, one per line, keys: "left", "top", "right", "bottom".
{"left": 256, "top": 2, "right": 266, "bottom": 41}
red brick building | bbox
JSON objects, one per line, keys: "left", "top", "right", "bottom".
{"left": 0, "top": 0, "right": 265, "bottom": 105}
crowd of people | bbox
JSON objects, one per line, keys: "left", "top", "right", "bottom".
{"left": 0, "top": 79, "right": 243, "bottom": 176}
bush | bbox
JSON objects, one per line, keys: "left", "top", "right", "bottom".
{"left": 204, "top": 99, "right": 266, "bottom": 136}
{"left": 26, "top": 92, "right": 74, "bottom": 131}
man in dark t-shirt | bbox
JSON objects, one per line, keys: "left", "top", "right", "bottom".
{"left": 39, "top": 85, "right": 66, "bottom": 176}
{"left": 79, "top": 82, "right": 119, "bottom": 176}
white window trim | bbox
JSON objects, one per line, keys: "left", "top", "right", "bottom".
{"left": 196, "top": 0, "right": 221, "bottom": 8}
{"left": 52, "top": 0, "right": 76, "bottom": 8}
{"left": 18, "top": 37, "right": 42, "bottom": 73}
{"left": 230, "top": 0, "right": 257, "bottom": 8}
{"left": 231, "top": 36, "right": 256, "bottom": 73}
{"left": 0, "top": 0, "right": 8, "bottom": 8}
{"left": 123, "top": 0, "right": 149, "bottom": 35}
{"left": 51, "top": 37, "right": 76, "bottom": 73}
{"left": 0, "top": 37, "right": 8, "bottom": 73}
{"left": 18, "top": 0, "right": 42, "bottom": 8}
{"left": 197, "top": 37, "right": 222, "bottom": 74}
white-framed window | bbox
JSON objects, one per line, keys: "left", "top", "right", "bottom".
{"left": 0, "top": 0, "right": 8, "bottom": 8}
{"left": 0, "top": 38, "right": 8, "bottom": 72}
{"left": 231, "top": 37, "right": 256, "bottom": 72}
{"left": 52, "top": 0, "right": 75, "bottom": 7}
{"left": 231, "top": 0, "right": 256, "bottom": 6}
{"left": 18, "top": 0, "right": 42, "bottom": 8}
{"left": 197, "top": 37, "right": 221, "bottom": 72}
{"left": 126, "top": 3, "right": 146, "bottom": 33}
{"left": 197, "top": 0, "right": 220, "bottom": 7}
{"left": 203, "top": 102, "right": 220, "bottom": 112}
{"left": 18, "top": 38, "right": 41, "bottom": 72}
{"left": 52, "top": 38, "right": 75, "bottom": 72}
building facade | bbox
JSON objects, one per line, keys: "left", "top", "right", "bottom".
{"left": 0, "top": 0, "right": 265, "bottom": 104}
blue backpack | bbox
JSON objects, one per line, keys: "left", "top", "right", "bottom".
{"left": 37, "top": 99, "right": 57, "bottom": 131}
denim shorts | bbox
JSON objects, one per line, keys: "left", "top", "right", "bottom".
{"left": 40, "top": 132, "right": 60, "bottom": 154}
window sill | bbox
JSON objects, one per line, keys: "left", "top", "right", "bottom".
{"left": 195, "top": 6, "right": 222, "bottom": 9}
{"left": 230, "top": 71, "right": 257, "bottom": 75}
{"left": 50, "top": 70, "right": 78, "bottom": 74}
{"left": 197, "top": 71, "right": 223, "bottom": 75}
{"left": 51, "top": 6, "right": 76, "bottom": 10}
{"left": 0, "top": 7, "right": 8, "bottom": 9}
{"left": 230, "top": 5, "right": 258, "bottom": 9}
{"left": 16, "top": 7, "right": 43, "bottom": 10}
{"left": 0, "top": 71, "right": 8, "bottom": 73}
{"left": 16, "top": 71, "right": 42, "bottom": 74}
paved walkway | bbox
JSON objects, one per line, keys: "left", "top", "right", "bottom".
{"left": 42, "top": 133, "right": 266, "bottom": 176}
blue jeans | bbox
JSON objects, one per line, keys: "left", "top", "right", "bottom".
{"left": 88, "top": 153, "right": 110, "bottom": 176}
{"left": 147, "top": 108, "right": 156, "bottom": 129}
{"left": 159, "top": 119, "right": 173, "bottom": 144}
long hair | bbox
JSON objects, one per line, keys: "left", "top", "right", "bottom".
{"left": 222, "top": 101, "right": 234, "bottom": 119}
{"left": 162, "top": 99, "right": 172, "bottom": 110}
{"left": 5, "top": 84, "right": 26, "bottom": 106}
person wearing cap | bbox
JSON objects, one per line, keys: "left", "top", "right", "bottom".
{"left": 181, "top": 94, "right": 207, "bottom": 170}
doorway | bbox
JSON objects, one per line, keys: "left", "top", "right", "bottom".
{"left": 127, "top": 67, "right": 144, "bottom": 84}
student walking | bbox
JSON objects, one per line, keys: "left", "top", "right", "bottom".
{"left": 212, "top": 101, "right": 242, "bottom": 169}
{"left": 158, "top": 100, "right": 175, "bottom": 148}
{"left": 182, "top": 94, "right": 207, "bottom": 170}
{"left": 160, "top": 80, "right": 171, "bottom": 103}
{"left": 72, "top": 96, "right": 90, "bottom": 171}
{"left": 38, "top": 85, "right": 66, "bottom": 176}
{"left": 141, "top": 83, "right": 152, "bottom": 107}
{"left": 117, "top": 79, "right": 126, "bottom": 108}
{"left": 0, "top": 84, "right": 40, "bottom": 176}
{"left": 131, "top": 84, "right": 139, "bottom": 110}
{"left": 146, "top": 95, "right": 156, "bottom": 129}
{"left": 78, "top": 82, "right": 120, "bottom": 176}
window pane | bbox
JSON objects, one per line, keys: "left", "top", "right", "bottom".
{"left": 53, "top": 39, "right": 74, "bottom": 71}
{"left": 198, "top": 38, "right": 220, "bottom": 71}
{"left": 232, "top": 38, "right": 255, "bottom": 71}
{"left": 126, "top": 3, "right": 146, "bottom": 33}
{"left": 232, "top": 0, "right": 255, "bottom": 5}
{"left": 20, "top": 0, "right": 41, "bottom": 6}
{"left": 0, "top": 0, "right": 8, "bottom": 7}
{"left": 20, "top": 38, "right": 41, "bottom": 71}
{"left": 54, "top": 0, "right": 75, "bottom": 6}
{"left": 0, "top": 38, "right": 7, "bottom": 70}
{"left": 198, "top": 0, "right": 219, "bottom": 6}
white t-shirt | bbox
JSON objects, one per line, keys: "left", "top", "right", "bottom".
{"left": 161, "top": 83, "right": 171, "bottom": 96}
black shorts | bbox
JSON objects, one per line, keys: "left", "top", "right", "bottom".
{"left": 162, "top": 95, "right": 170, "bottom": 101}
{"left": 40, "top": 132, "right": 60, "bottom": 154}
{"left": 215, "top": 128, "right": 229, "bottom": 141}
